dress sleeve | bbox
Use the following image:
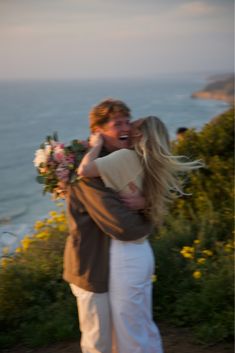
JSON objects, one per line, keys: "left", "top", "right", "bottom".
{"left": 95, "top": 149, "right": 143, "bottom": 192}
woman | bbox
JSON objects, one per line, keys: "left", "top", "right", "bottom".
{"left": 78, "top": 116, "right": 202, "bottom": 353}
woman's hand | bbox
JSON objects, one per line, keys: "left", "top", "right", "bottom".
{"left": 89, "top": 133, "right": 103, "bottom": 148}
{"left": 77, "top": 133, "right": 102, "bottom": 177}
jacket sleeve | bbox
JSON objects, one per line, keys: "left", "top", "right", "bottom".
{"left": 71, "top": 178, "right": 152, "bottom": 241}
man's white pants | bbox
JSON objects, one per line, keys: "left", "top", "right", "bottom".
{"left": 70, "top": 284, "right": 113, "bottom": 353}
{"left": 109, "top": 239, "right": 164, "bottom": 353}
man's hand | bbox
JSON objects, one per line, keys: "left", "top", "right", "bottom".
{"left": 119, "top": 182, "right": 146, "bottom": 210}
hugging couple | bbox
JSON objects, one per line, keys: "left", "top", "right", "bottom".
{"left": 63, "top": 98, "right": 201, "bottom": 353}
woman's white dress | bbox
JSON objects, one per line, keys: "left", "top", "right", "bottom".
{"left": 95, "top": 149, "right": 163, "bottom": 353}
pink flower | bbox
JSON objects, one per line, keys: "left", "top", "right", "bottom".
{"left": 53, "top": 145, "right": 65, "bottom": 162}
{"left": 55, "top": 166, "right": 70, "bottom": 182}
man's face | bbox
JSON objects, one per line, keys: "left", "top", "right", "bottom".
{"left": 96, "top": 113, "right": 131, "bottom": 152}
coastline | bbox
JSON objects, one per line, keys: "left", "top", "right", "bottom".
{"left": 192, "top": 91, "right": 233, "bottom": 104}
{"left": 191, "top": 74, "right": 234, "bottom": 105}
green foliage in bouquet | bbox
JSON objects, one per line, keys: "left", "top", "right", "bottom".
{"left": 152, "top": 108, "right": 234, "bottom": 343}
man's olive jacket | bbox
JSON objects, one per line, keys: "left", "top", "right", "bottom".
{"left": 63, "top": 177, "right": 152, "bottom": 293}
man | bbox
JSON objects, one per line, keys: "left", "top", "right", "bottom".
{"left": 63, "top": 99, "right": 151, "bottom": 353}
{"left": 176, "top": 127, "right": 188, "bottom": 141}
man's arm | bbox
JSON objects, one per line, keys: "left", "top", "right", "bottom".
{"left": 71, "top": 178, "right": 152, "bottom": 241}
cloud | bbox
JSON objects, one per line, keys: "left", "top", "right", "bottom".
{"left": 0, "top": 0, "right": 233, "bottom": 79}
{"left": 178, "top": 1, "right": 216, "bottom": 16}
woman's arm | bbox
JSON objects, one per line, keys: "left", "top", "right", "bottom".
{"left": 79, "top": 140, "right": 147, "bottom": 211}
{"left": 77, "top": 133, "right": 103, "bottom": 177}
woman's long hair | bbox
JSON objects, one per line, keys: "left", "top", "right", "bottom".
{"left": 133, "top": 116, "right": 203, "bottom": 226}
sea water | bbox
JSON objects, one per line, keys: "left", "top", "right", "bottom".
{"left": 0, "top": 74, "right": 229, "bottom": 252}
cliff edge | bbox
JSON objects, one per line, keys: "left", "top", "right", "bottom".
{"left": 192, "top": 74, "right": 234, "bottom": 104}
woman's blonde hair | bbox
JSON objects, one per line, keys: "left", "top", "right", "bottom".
{"left": 133, "top": 116, "right": 203, "bottom": 226}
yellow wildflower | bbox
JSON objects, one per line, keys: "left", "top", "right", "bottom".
{"left": 193, "top": 239, "right": 201, "bottom": 245}
{"left": 34, "top": 220, "right": 45, "bottom": 230}
{"left": 193, "top": 270, "right": 202, "bottom": 279}
{"left": 202, "top": 249, "right": 213, "bottom": 257}
{"left": 58, "top": 224, "right": 67, "bottom": 232}
{"left": 15, "top": 247, "right": 22, "bottom": 253}
{"left": 151, "top": 274, "right": 157, "bottom": 282}
{"left": 36, "top": 231, "right": 50, "bottom": 240}
{"left": 1, "top": 258, "right": 9, "bottom": 268}
{"left": 182, "top": 252, "right": 194, "bottom": 259}
{"left": 180, "top": 246, "right": 194, "bottom": 259}
{"left": 49, "top": 211, "right": 58, "bottom": 218}
{"left": 224, "top": 242, "right": 234, "bottom": 252}
{"left": 21, "top": 237, "right": 33, "bottom": 251}
{"left": 197, "top": 258, "right": 206, "bottom": 265}
{"left": 54, "top": 215, "right": 66, "bottom": 223}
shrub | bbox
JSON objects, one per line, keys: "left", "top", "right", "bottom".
{"left": 152, "top": 108, "right": 234, "bottom": 343}
{"left": 0, "top": 209, "right": 79, "bottom": 348}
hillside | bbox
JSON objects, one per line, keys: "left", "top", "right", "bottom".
{"left": 192, "top": 74, "right": 234, "bottom": 103}
{"left": 0, "top": 109, "right": 234, "bottom": 351}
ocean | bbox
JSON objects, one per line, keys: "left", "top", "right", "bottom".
{"left": 0, "top": 74, "right": 229, "bottom": 252}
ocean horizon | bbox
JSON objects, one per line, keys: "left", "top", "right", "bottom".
{"left": 0, "top": 74, "right": 230, "bottom": 252}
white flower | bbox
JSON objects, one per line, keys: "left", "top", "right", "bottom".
{"left": 33, "top": 148, "right": 48, "bottom": 167}
{"left": 44, "top": 144, "right": 52, "bottom": 156}
{"left": 54, "top": 145, "right": 65, "bottom": 155}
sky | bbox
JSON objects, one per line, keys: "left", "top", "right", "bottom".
{"left": 0, "top": 0, "right": 234, "bottom": 79}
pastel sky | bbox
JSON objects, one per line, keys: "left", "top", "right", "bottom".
{"left": 1, "top": 0, "right": 234, "bottom": 79}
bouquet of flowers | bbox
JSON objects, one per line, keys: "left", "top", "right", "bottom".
{"left": 33, "top": 132, "right": 88, "bottom": 199}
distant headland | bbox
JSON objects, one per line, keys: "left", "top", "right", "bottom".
{"left": 192, "top": 73, "right": 234, "bottom": 104}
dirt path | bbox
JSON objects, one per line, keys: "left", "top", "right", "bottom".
{"left": 2, "top": 323, "right": 233, "bottom": 353}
